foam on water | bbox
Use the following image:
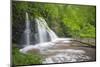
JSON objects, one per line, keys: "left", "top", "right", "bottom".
{"left": 19, "top": 42, "right": 56, "bottom": 53}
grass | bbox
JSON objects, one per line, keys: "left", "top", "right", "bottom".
{"left": 12, "top": 47, "right": 43, "bottom": 65}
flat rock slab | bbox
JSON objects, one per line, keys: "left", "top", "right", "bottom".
{"left": 41, "top": 46, "right": 96, "bottom": 64}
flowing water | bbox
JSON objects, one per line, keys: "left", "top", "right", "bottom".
{"left": 25, "top": 12, "right": 31, "bottom": 46}
{"left": 19, "top": 13, "right": 95, "bottom": 64}
{"left": 20, "top": 12, "right": 60, "bottom": 51}
{"left": 35, "top": 17, "right": 58, "bottom": 43}
{"left": 21, "top": 12, "right": 62, "bottom": 48}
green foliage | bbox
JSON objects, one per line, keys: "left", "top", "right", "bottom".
{"left": 12, "top": 1, "right": 96, "bottom": 65}
{"left": 12, "top": 47, "right": 43, "bottom": 65}
{"left": 12, "top": 1, "right": 96, "bottom": 44}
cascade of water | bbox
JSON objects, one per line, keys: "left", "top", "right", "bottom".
{"left": 23, "top": 12, "right": 58, "bottom": 47}
{"left": 22, "top": 12, "right": 71, "bottom": 48}
{"left": 25, "top": 12, "right": 30, "bottom": 46}
{"left": 20, "top": 14, "right": 72, "bottom": 53}
{"left": 36, "top": 19, "right": 48, "bottom": 43}
{"left": 35, "top": 17, "right": 58, "bottom": 43}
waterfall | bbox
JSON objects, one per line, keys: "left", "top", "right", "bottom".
{"left": 20, "top": 12, "right": 36, "bottom": 47}
{"left": 35, "top": 17, "right": 58, "bottom": 43}
{"left": 35, "top": 17, "right": 71, "bottom": 43}
{"left": 20, "top": 13, "right": 71, "bottom": 53}
{"left": 22, "top": 12, "right": 58, "bottom": 46}
{"left": 19, "top": 13, "right": 93, "bottom": 64}
{"left": 25, "top": 12, "right": 31, "bottom": 46}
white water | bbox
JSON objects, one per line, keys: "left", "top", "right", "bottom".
{"left": 35, "top": 17, "right": 58, "bottom": 42}
{"left": 20, "top": 13, "right": 71, "bottom": 53}
{"left": 24, "top": 12, "right": 31, "bottom": 46}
